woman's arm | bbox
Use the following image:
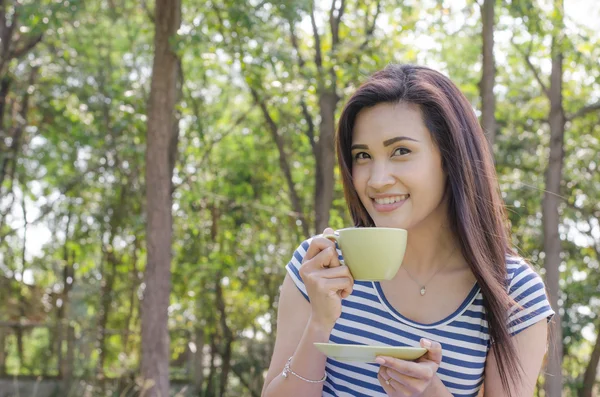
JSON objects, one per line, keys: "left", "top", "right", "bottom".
{"left": 261, "top": 274, "right": 329, "bottom": 397}
{"left": 424, "top": 375, "right": 454, "bottom": 397}
{"left": 377, "top": 340, "right": 453, "bottom": 397}
{"left": 262, "top": 231, "right": 353, "bottom": 397}
{"left": 483, "top": 319, "right": 549, "bottom": 397}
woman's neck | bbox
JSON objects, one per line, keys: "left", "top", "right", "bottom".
{"left": 400, "top": 219, "right": 465, "bottom": 278}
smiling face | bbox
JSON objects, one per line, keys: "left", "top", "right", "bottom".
{"left": 351, "top": 101, "right": 448, "bottom": 230}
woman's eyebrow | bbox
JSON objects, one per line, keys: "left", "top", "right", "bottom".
{"left": 351, "top": 136, "right": 419, "bottom": 151}
{"left": 383, "top": 136, "right": 419, "bottom": 146}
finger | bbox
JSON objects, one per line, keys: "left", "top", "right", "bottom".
{"left": 305, "top": 245, "right": 342, "bottom": 270}
{"left": 377, "top": 370, "right": 396, "bottom": 395}
{"left": 318, "top": 265, "right": 354, "bottom": 281}
{"left": 420, "top": 339, "right": 442, "bottom": 364}
{"left": 378, "top": 368, "right": 411, "bottom": 396}
{"left": 317, "top": 277, "right": 353, "bottom": 298}
{"left": 299, "top": 247, "right": 336, "bottom": 281}
{"left": 325, "top": 245, "right": 343, "bottom": 268}
{"left": 300, "top": 248, "right": 335, "bottom": 278}
{"left": 304, "top": 236, "right": 337, "bottom": 263}
{"left": 376, "top": 356, "right": 434, "bottom": 381}
{"left": 318, "top": 267, "right": 353, "bottom": 298}
{"left": 384, "top": 366, "right": 432, "bottom": 394}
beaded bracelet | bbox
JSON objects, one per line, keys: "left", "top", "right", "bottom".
{"left": 281, "top": 357, "right": 327, "bottom": 383}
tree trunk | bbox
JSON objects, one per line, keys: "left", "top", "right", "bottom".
{"left": 266, "top": 275, "right": 278, "bottom": 360}
{"left": 0, "top": 327, "right": 6, "bottom": 376}
{"left": 309, "top": 0, "right": 344, "bottom": 234}
{"left": 204, "top": 334, "right": 218, "bottom": 397}
{"left": 191, "top": 327, "right": 205, "bottom": 394}
{"left": 543, "top": 4, "right": 565, "bottom": 395}
{"left": 123, "top": 236, "right": 140, "bottom": 355}
{"left": 0, "top": 77, "right": 10, "bottom": 133}
{"left": 0, "top": 67, "right": 35, "bottom": 213}
{"left": 314, "top": 90, "right": 338, "bottom": 233}
{"left": 141, "top": 0, "right": 181, "bottom": 396}
{"left": 479, "top": 0, "right": 496, "bottom": 152}
{"left": 58, "top": 210, "right": 74, "bottom": 380}
{"left": 579, "top": 316, "right": 600, "bottom": 397}
{"left": 249, "top": 88, "right": 309, "bottom": 237}
{"left": 231, "top": 365, "right": 261, "bottom": 397}
{"left": 97, "top": 248, "right": 117, "bottom": 380}
{"left": 0, "top": 0, "right": 43, "bottom": 197}
{"left": 216, "top": 272, "right": 233, "bottom": 397}
{"left": 15, "top": 323, "right": 23, "bottom": 369}
{"left": 61, "top": 325, "right": 75, "bottom": 394}
{"left": 220, "top": 338, "right": 233, "bottom": 397}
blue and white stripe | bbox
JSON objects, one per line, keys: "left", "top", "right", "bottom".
{"left": 286, "top": 238, "right": 555, "bottom": 397}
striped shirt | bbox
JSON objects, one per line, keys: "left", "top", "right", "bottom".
{"left": 286, "top": 237, "right": 555, "bottom": 397}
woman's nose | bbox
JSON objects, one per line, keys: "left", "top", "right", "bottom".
{"left": 367, "top": 161, "right": 395, "bottom": 190}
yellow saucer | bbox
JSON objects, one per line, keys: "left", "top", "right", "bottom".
{"left": 314, "top": 343, "right": 427, "bottom": 363}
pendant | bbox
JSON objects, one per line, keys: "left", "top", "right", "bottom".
{"left": 420, "top": 287, "right": 426, "bottom": 296}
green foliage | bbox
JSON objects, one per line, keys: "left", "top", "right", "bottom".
{"left": 0, "top": 0, "right": 598, "bottom": 396}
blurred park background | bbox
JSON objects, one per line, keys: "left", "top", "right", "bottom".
{"left": 0, "top": 0, "right": 599, "bottom": 396}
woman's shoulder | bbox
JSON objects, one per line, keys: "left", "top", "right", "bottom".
{"left": 285, "top": 235, "right": 324, "bottom": 302}
{"left": 504, "top": 254, "right": 544, "bottom": 291}
{"left": 503, "top": 254, "right": 555, "bottom": 335}
{"left": 288, "top": 235, "right": 320, "bottom": 267}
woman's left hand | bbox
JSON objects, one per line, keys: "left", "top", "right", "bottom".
{"left": 376, "top": 338, "right": 443, "bottom": 396}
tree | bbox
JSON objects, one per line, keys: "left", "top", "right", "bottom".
{"left": 0, "top": 0, "right": 44, "bottom": 225}
{"left": 308, "top": 0, "right": 343, "bottom": 234}
{"left": 479, "top": 0, "right": 496, "bottom": 152}
{"left": 511, "top": 0, "right": 600, "bottom": 393}
{"left": 542, "top": 2, "right": 565, "bottom": 393}
{"left": 140, "top": 0, "right": 181, "bottom": 396}
{"left": 581, "top": 312, "right": 600, "bottom": 397}
{"left": 509, "top": 1, "right": 566, "bottom": 393}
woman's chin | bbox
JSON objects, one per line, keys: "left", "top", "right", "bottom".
{"left": 372, "top": 219, "right": 410, "bottom": 229}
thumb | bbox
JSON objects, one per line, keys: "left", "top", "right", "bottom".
{"left": 420, "top": 339, "right": 442, "bottom": 365}
{"left": 323, "top": 227, "right": 335, "bottom": 236}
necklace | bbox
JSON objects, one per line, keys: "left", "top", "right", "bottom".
{"left": 402, "top": 246, "right": 458, "bottom": 296}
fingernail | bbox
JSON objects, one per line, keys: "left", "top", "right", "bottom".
{"left": 422, "top": 339, "right": 432, "bottom": 348}
{"left": 375, "top": 357, "right": 385, "bottom": 365}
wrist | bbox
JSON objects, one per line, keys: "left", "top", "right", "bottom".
{"left": 306, "top": 317, "right": 334, "bottom": 340}
{"left": 423, "top": 375, "right": 451, "bottom": 397}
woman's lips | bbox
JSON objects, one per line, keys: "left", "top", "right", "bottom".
{"left": 371, "top": 194, "right": 409, "bottom": 213}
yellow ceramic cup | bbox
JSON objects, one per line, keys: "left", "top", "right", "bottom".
{"left": 323, "top": 227, "right": 408, "bottom": 281}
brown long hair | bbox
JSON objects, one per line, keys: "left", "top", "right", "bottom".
{"left": 336, "top": 64, "right": 521, "bottom": 395}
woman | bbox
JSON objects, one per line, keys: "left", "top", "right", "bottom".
{"left": 261, "top": 64, "right": 554, "bottom": 397}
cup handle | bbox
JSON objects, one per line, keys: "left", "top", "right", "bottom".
{"left": 323, "top": 233, "right": 338, "bottom": 243}
{"left": 322, "top": 234, "right": 344, "bottom": 266}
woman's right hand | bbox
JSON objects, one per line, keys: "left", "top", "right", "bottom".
{"left": 299, "top": 227, "right": 355, "bottom": 332}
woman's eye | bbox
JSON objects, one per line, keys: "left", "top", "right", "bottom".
{"left": 353, "top": 152, "right": 370, "bottom": 161}
{"left": 393, "top": 147, "right": 411, "bottom": 156}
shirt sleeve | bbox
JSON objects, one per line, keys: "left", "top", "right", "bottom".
{"left": 506, "top": 259, "right": 555, "bottom": 337}
{"left": 285, "top": 236, "right": 344, "bottom": 302}
{"left": 285, "top": 239, "right": 312, "bottom": 302}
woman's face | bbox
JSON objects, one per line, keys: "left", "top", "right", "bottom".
{"left": 351, "top": 102, "right": 448, "bottom": 230}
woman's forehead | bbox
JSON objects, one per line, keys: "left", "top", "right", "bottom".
{"left": 352, "top": 102, "right": 431, "bottom": 143}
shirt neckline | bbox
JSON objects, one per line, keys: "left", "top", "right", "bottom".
{"left": 372, "top": 281, "right": 480, "bottom": 329}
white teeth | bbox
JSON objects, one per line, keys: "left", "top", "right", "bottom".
{"left": 374, "top": 195, "right": 409, "bottom": 205}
